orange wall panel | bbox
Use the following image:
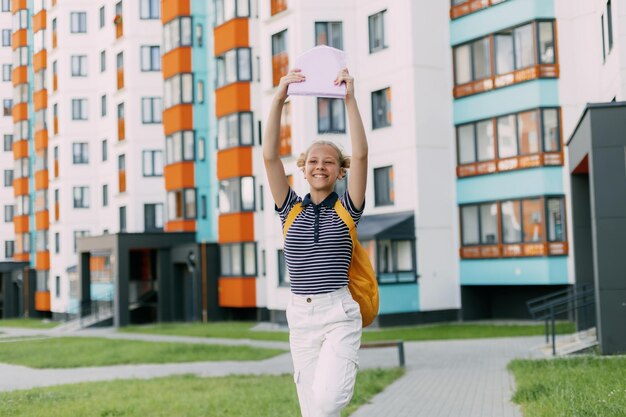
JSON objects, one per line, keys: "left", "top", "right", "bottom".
{"left": 14, "top": 253, "right": 29, "bottom": 262}
{"left": 11, "top": 29, "right": 28, "bottom": 49}
{"left": 13, "top": 139, "right": 28, "bottom": 159}
{"left": 35, "top": 169, "right": 48, "bottom": 190}
{"left": 33, "top": 89, "right": 48, "bottom": 111}
{"left": 13, "top": 177, "right": 28, "bottom": 196}
{"left": 35, "top": 252, "right": 50, "bottom": 271}
{"left": 218, "top": 277, "right": 256, "bottom": 307}
{"left": 162, "top": 47, "right": 192, "bottom": 79}
{"left": 215, "top": 82, "right": 251, "bottom": 118}
{"left": 35, "top": 129, "right": 48, "bottom": 151}
{"left": 218, "top": 213, "right": 254, "bottom": 243}
{"left": 11, "top": 0, "right": 27, "bottom": 12}
{"left": 13, "top": 215, "right": 29, "bottom": 234}
{"left": 12, "top": 102, "right": 28, "bottom": 122}
{"left": 33, "top": 10, "right": 47, "bottom": 32}
{"left": 35, "top": 291, "right": 51, "bottom": 311}
{"left": 217, "top": 147, "right": 253, "bottom": 180}
{"left": 161, "top": 0, "right": 190, "bottom": 24}
{"left": 164, "top": 161, "right": 195, "bottom": 191}
{"left": 214, "top": 19, "right": 249, "bottom": 56}
{"left": 165, "top": 219, "right": 196, "bottom": 232}
{"left": 33, "top": 50, "right": 47, "bottom": 72}
{"left": 35, "top": 210, "right": 49, "bottom": 230}
{"left": 163, "top": 104, "right": 194, "bottom": 135}
{"left": 12, "top": 66, "right": 28, "bottom": 85}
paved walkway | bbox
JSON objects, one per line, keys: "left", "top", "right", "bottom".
{"left": 0, "top": 326, "right": 548, "bottom": 416}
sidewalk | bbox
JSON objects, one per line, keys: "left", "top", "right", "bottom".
{"left": 0, "top": 326, "right": 547, "bottom": 416}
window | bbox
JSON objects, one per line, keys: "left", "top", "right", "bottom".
{"left": 517, "top": 110, "right": 540, "bottom": 155}
{"left": 546, "top": 197, "right": 566, "bottom": 242}
{"left": 220, "top": 242, "right": 256, "bottom": 276}
{"left": 271, "top": 30, "right": 288, "bottom": 87}
{"left": 607, "top": 0, "right": 613, "bottom": 51}
{"left": 101, "top": 139, "right": 108, "bottom": 161}
{"left": 71, "top": 55, "right": 87, "bottom": 76}
{"left": 371, "top": 88, "right": 391, "bottom": 129}
{"left": 217, "top": 112, "right": 253, "bottom": 149}
{"left": 5, "top": 240, "right": 14, "bottom": 258}
{"left": 167, "top": 188, "right": 196, "bottom": 220}
{"left": 142, "top": 150, "right": 163, "bottom": 176}
{"left": 198, "top": 137, "right": 206, "bottom": 161}
{"left": 163, "top": 16, "right": 192, "bottom": 54}
{"left": 13, "top": 47, "right": 28, "bottom": 66}
{"left": 102, "top": 184, "right": 108, "bottom": 207}
{"left": 2, "top": 29, "right": 11, "bottom": 47}
{"left": 2, "top": 64, "right": 11, "bottom": 81}
{"left": 3, "top": 134, "right": 12, "bottom": 151}
{"left": 196, "top": 24, "right": 203, "bottom": 47}
{"left": 500, "top": 199, "right": 546, "bottom": 244}
{"left": 165, "top": 130, "right": 195, "bottom": 165}
{"left": 14, "top": 84, "right": 28, "bottom": 104}
{"left": 497, "top": 114, "right": 517, "bottom": 158}
{"left": 461, "top": 203, "right": 498, "bottom": 245}
{"left": 119, "top": 206, "right": 126, "bottom": 232}
{"left": 141, "top": 97, "right": 162, "bottom": 123}
{"left": 315, "top": 22, "right": 343, "bottom": 49}
{"left": 16, "top": 195, "right": 29, "bottom": 215}
{"left": 100, "top": 50, "right": 106, "bottom": 72}
{"left": 33, "top": 29, "right": 45, "bottom": 53}
{"left": 14, "top": 157, "right": 28, "bottom": 178}
{"left": 277, "top": 249, "right": 289, "bottom": 285}
{"left": 72, "top": 143, "right": 89, "bottom": 164}
{"left": 2, "top": 0, "right": 10, "bottom": 13}
{"left": 101, "top": 94, "right": 107, "bottom": 117}
{"left": 73, "top": 186, "right": 89, "bottom": 208}
{"left": 13, "top": 9, "right": 28, "bottom": 30}
{"left": 99, "top": 6, "right": 105, "bottom": 28}
{"left": 54, "top": 233, "right": 59, "bottom": 254}
{"left": 4, "top": 169, "right": 14, "bottom": 187}
{"left": 374, "top": 166, "right": 394, "bottom": 206}
{"left": 3, "top": 98, "right": 11, "bottom": 116}
{"left": 200, "top": 195, "right": 207, "bottom": 219}
{"left": 35, "top": 148, "right": 48, "bottom": 172}
{"left": 140, "top": 46, "right": 160, "bottom": 71}
{"left": 73, "top": 230, "right": 89, "bottom": 253}
{"left": 538, "top": 21, "right": 555, "bottom": 64}
{"left": 140, "top": 0, "right": 160, "bottom": 19}
{"left": 214, "top": 0, "right": 250, "bottom": 26}
{"left": 601, "top": 15, "right": 606, "bottom": 61}
{"left": 376, "top": 239, "right": 417, "bottom": 284}
{"left": 163, "top": 73, "right": 193, "bottom": 109}
{"left": 34, "top": 108, "right": 47, "bottom": 130}
{"left": 144, "top": 203, "right": 164, "bottom": 232}
{"left": 368, "top": 10, "right": 387, "bottom": 53}
{"left": 4, "top": 204, "right": 14, "bottom": 222}
{"left": 72, "top": 98, "right": 88, "bottom": 120}
{"left": 317, "top": 98, "right": 345, "bottom": 133}
{"left": 216, "top": 48, "right": 251, "bottom": 87}
{"left": 219, "top": 177, "right": 255, "bottom": 213}
{"left": 542, "top": 109, "right": 560, "bottom": 152}
{"left": 34, "top": 69, "right": 46, "bottom": 91}
{"left": 35, "top": 230, "right": 48, "bottom": 252}
{"left": 70, "top": 12, "right": 87, "bottom": 33}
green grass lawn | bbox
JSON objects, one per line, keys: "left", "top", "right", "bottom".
{"left": 0, "top": 368, "right": 404, "bottom": 417}
{"left": 509, "top": 356, "right": 626, "bottom": 417}
{"left": 0, "top": 318, "right": 57, "bottom": 329}
{"left": 122, "top": 321, "right": 576, "bottom": 343}
{"left": 0, "top": 337, "right": 285, "bottom": 368}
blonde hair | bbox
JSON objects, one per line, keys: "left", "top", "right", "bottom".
{"left": 296, "top": 140, "right": 351, "bottom": 176}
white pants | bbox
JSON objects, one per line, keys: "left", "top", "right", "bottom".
{"left": 286, "top": 286, "right": 362, "bottom": 417}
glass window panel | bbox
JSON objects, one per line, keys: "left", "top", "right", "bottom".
{"left": 472, "top": 38, "right": 491, "bottom": 80}
{"left": 497, "top": 115, "right": 517, "bottom": 158}
{"left": 225, "top": 50, "right": 237, "bottom": 84}
{"left": 454, "top": 44, "right": 472, "bottom": 84}
{"left": 522, "top": 198, "right": 543, "bottom": 242}
{"left": 514, "top": 24, "right": 535, "bottom": 69}
{"left": 231, "top": 244, "right": 242, "bottom": 275}
{"left": 173, "top": 132, "right": 183, "bottom": 162}
{"left": 494, "top": 32, "right": 514, "bottom": 74}
{"left": 243, "top": 243, "right": 255, "bottom": 275}
{"left": 318, "top": 99, "right": 330, "bottom": 132}
{"left": 517, "top": 110, "right": 540, "bottom": 155}
{"left": 476, "top": 120, "right": 495, "bottom": 161}
{"left": 240, "top": 113, "right": 253, "bottom": 145}
{"left": 480, "top": 203, "right": 498, "bottom": 244}
{"left": 184, "top": 189, "right": 196, "bottom": 218}
{"left": 377, "top": 240, "right": 392, "bottom": 273}
{"left": 538, "top": 22, "right": 555, "bottom": 64}
{"left": 547, "top": 198, "right": 565, "bottom": 241}
{"left": 461, "top": 205, "right": 479, "bottom": 245}
{"left": 238, "top": 48, "right": 251, "bottom": 80}
{"left": 183, "top": 131, "right": 195, "bottom": 160}
{"left": 457, "top": 124, "right": 475, "bottom": 164}
{"left": 220, "top": 245, "right": 232, "bottom": 275}
{"left": 182, "top": 74, "right": 193, "bottom": 103}
{"left": 542, "top": 109, "right": 560, "bottom": 152}
{"left": 241, "top": 177, "right": 254, "bottom": 211}
{"left": 501, "top": 200, "right": 522, "bottom": 243}
{"left": 395, "top": 240, "right": 412, "bottom": 271}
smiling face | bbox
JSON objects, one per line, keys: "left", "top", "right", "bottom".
{"left": 304, "top": 144, "right": 343, "bottom": 193}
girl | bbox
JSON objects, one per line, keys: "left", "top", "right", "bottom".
{"left": 263, "top": 68, "right": 368, "bottom": 417}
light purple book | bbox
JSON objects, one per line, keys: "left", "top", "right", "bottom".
{"left": 287, "top": 45, "right": 347, "bottom": 98}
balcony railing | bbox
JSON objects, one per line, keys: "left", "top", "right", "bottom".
{"left": 457, "top": 152, "right": 563, "bottom": 177}
{"left": 461, "top": 241, "right": 568, "bottom": 259}
{"left": 450, "top": 0, "right": 506, "bottom": 19}
{"left": 271, "top": 0, "right": 287, "bottom": 16}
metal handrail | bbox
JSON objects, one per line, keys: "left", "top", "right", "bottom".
{"left": 526, "top": 283, "right": 596, "bottom": 355}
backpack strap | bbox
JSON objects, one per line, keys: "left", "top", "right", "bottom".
{"left": 334, "top": 199, "right": 358, "bottom": 251}
{"left": 283, "top": 202, "right": 304, "bottom": 240}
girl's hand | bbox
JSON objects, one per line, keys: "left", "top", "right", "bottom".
{"left": 334, "top": 68, "right": 354, "bottom": 100}
{"left": 275, "top": 69, "right": 305, "bottom": 101}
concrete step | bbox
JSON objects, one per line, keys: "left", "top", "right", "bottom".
{"left": 536, "top": 327, "right": 598, "bottom": 356}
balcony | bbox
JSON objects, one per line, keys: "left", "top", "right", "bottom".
{"left": 461, "top": 241, "right": 568, "bottom": 259}
{"left": 458, "top": 152, "right": 563, "bottom": 177}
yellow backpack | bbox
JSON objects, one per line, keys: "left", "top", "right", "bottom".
{"left": 283, "top": 199, "right": 379, "bottom": 327}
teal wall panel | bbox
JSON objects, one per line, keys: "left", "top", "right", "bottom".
{"left": 460, "top": 257, "right": 569, "bottom": 285}
{"left": 379, "top": 283, "right": 419, "bottom": 314}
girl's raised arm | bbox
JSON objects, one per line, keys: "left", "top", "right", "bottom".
{"left": 263, "top": 69, "right": 305, "bottom": 207}
{"left": 336, "top": 69, "right": 368, "bottom": 210}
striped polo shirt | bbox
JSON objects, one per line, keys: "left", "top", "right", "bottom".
{"left": 277, "top": 188, "right": 364, "bottom": 295}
